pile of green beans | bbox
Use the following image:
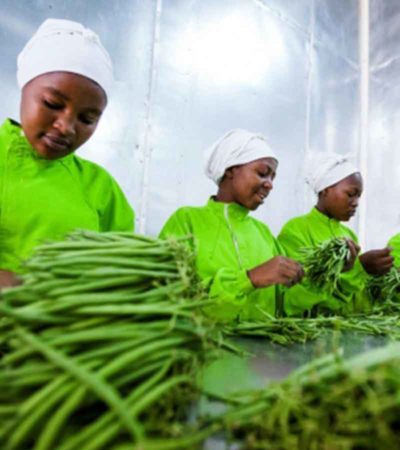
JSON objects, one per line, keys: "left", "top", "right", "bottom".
{"left": 127, "top": 343, "right": 400, "bottom": 449}
{"left": 217, "top": 343, "right": 400, "bottom": 450}
{"left": 300, "top": 238, "right": 350, "bottom": 294}
{"left": 0, "top": 230, "right": 224, "bottom": 450}
{"left": 224, "top": 313, "right": 400, "bottom": 345}
{"left": 367, "top": 266, "right": 400, "bottom": 304}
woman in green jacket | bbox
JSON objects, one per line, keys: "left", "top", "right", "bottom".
{"left": 278, "top": 152, "right": 393, "bottom": 316}
{"left": 0, "top": 19, "right": 134, "bottom": 286}
{"left": 160, "top": 129, "right": 303, "bottom": 322}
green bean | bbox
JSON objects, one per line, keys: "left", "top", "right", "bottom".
{"left": 86, "top": 375, "right": 192, "bottom": 450}
{"left": 100, "top": 336, "right": 188, "bottom": 380}
{"left": 34, "top": 386, "right": 87, "bottom": 450}
{"left": 16, "top": 327, "right": 143, "bottom": 443}
{"left": 59, "top": 359, "right": 174, "bottom": 450}
{"left": 49, "top": 248, "right": 173, "bottom": 261}
{"left": 42, "top": 325, "right": 167, "bottom": 347}
{"left": 34, "top": 256, "right": 178, "bottom": 270}
{"left": 0, "top": 303, "right": 72, "bottom": 325}
{"left": 7, "top": 378, "right": 77, "bottom": 449}
{"left": 46, "top": 275, "right": 154, "bottom": 298}
{"left": 49, "top": 281, "right": 185, "bottom": 309}
{"left": 128, "top": 424, "right": 221, "bottom": 450}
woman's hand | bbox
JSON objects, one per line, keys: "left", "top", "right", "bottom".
{"left": 342, "top": 239, "right": 360, "bottom": 272}
{"left": 359, "top": 247, "right": 394, "bottom": 275}
{"left": 247, "top": 256, "right": 304, "bottom": 288}
{"left": 0, "top": 270, "right": 20, "bottom": 288}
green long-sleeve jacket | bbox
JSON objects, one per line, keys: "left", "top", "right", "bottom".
{"left": 159, "top": 198, "right": 284, "bottom": 322}
{"left": 388, "top": 234, "right": 400, "bottom": 267}
{"left": 277, "top": 207, "right": 368, "bottom": 316}
{"left": 0, "top": 119, "right": 135, "bottom": 272}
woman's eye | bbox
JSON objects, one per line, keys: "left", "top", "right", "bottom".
{"left": 43, "top": 99, "right": 63, "bottom": 110}
{"left": 79, "top": 115, "right": 97, "bottom": 125}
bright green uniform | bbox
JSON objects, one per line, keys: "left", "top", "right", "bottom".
{"left": 278, "top": 207, "right": 368, "bottom": 316}
{"left": 388, "top": 234, "right": 400, "bottom": 267}
{"left": 0, "top": 119, "right": 134, "bottom": 272}
{"left": 159, "top": 198, "right": 284, "bottom": 322}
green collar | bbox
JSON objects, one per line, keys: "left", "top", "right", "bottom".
{"left": 207, "top": 197, "right": 249, "bottom": 221}
{"left": 4, "top": 118, "right": 73, "bottom": 164}
{"left": 309, "top": 206, "right": 341, "bottom": 229}
{"left": 4, "top": 118, "right": 24, "bottom": 139}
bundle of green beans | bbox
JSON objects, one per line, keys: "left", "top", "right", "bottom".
{"left": 125, "top": 343, "right": 400, "bottom": 449}
{"left": 217, "top": 343, "right": 400, "bottom": 450}
{"left": 224, "top": 313, "right": 400, "bottom": 345}
{"left": 367, "top": 266, "right": 400, "bottom": 304}
{"left": 300, "top": 237, "right": 350, "bottom": 293}
{"left": 0, "top": 230, "right": 225, "bottom": 450}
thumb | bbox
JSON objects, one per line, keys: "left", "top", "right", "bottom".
{"left": 379, "top": 247, "right": 392, "bottom": 256}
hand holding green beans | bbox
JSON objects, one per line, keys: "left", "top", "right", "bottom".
{"left": 247, "top": 256, "right": 304, "bottom": 288}
{"left": 359, "top": 246, "right": 394, "bottom": 275}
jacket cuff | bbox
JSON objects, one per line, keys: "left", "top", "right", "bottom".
{"left": 240, "top": 269, "right": 257, "bottom": 294}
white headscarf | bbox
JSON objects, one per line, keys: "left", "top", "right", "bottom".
{"left": 204, "top": 129, "right": 278, "bottom": 185}
{"left": 304, "top": 152, "right": 360, "bottom": 194}
{"left": 17, "top": 18, "right": 113, "bottom": 98}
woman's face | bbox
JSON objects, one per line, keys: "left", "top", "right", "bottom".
{"left": 318, "top": 172, "right": 363, "bottom": 221}
{"left": 20, "top": 71, "right": 107, "bottom": 160}
{"left": 225, "top": 157, "right": 278, "bottom": 210}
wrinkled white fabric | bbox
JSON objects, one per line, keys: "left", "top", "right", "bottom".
{"left": 204, "top": 129, "right": 278, "bottom": 185}
{"left": 17, "top": 18, "right": 113, "bottom": 97}
{"left": 304, "top": 152, "right": 359, "bottom": 194}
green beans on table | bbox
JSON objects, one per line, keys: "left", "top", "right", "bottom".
{"left": 215, "top": 342, "right": 400, "bottom": 450}
{"left": 224, "top": 313, "right": 400, "bottom": 345}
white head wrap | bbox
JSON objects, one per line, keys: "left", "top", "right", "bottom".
{"left": 304, "top": 152, "right": 360, "bottom": 194}
{"left": 17, "top": 18, "right": 113, "bottom": 98}
{"left": 204, "top": 129, "right": 278, "bottom": 185}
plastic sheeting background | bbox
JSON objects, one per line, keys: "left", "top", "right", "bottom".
{"left": 2, "top": 0, "right": 382, "bottom": 246}
{"left": 368, "top": 0, "right": 400, "bottom": 249}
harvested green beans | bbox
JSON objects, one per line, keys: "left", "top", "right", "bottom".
{"left": 224, "top": 313, "right": 400, "bottom": 345}
{"left": 367, "top": 266, "right": 400, "bottom": 304}
{"left": 0, "top": 230, "right": 224, "bottom": 450}
{"left": 300, "top": 237, "right": 350, "bottom": 293}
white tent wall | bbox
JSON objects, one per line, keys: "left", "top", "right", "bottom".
{"left": 366, "top": 0, "right": 400, "bottom": 250}
{"left": 135, "top": 0, "right": 361, "bottom": 237}
{"left": 1, "top": 1, "right": 385, "bottom": 247}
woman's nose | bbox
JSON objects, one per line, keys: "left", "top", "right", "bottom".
{"left": 53, "top": 113, "right": 76, "bottom": 136}
{"left": 263, "top": 178, "right": 273, "bottom": 190}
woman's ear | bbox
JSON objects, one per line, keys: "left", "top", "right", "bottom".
{"left": 224, "top": 167, "right": 235, "bottom": 179}
{"left": 320, "top": 188, "right": 329, "bottom": 198}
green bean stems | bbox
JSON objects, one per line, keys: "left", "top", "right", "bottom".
{"left": 0, "top": 230, "right": 227, "bottom": 450}
{"left": 224, "top": 313, "right": 400, "bottom": 346}
{"left": 367, "top": 266, "right": 400, "bottom": 305}
{"left": 300, "top": 238, "right": 350, "bottom": 294}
